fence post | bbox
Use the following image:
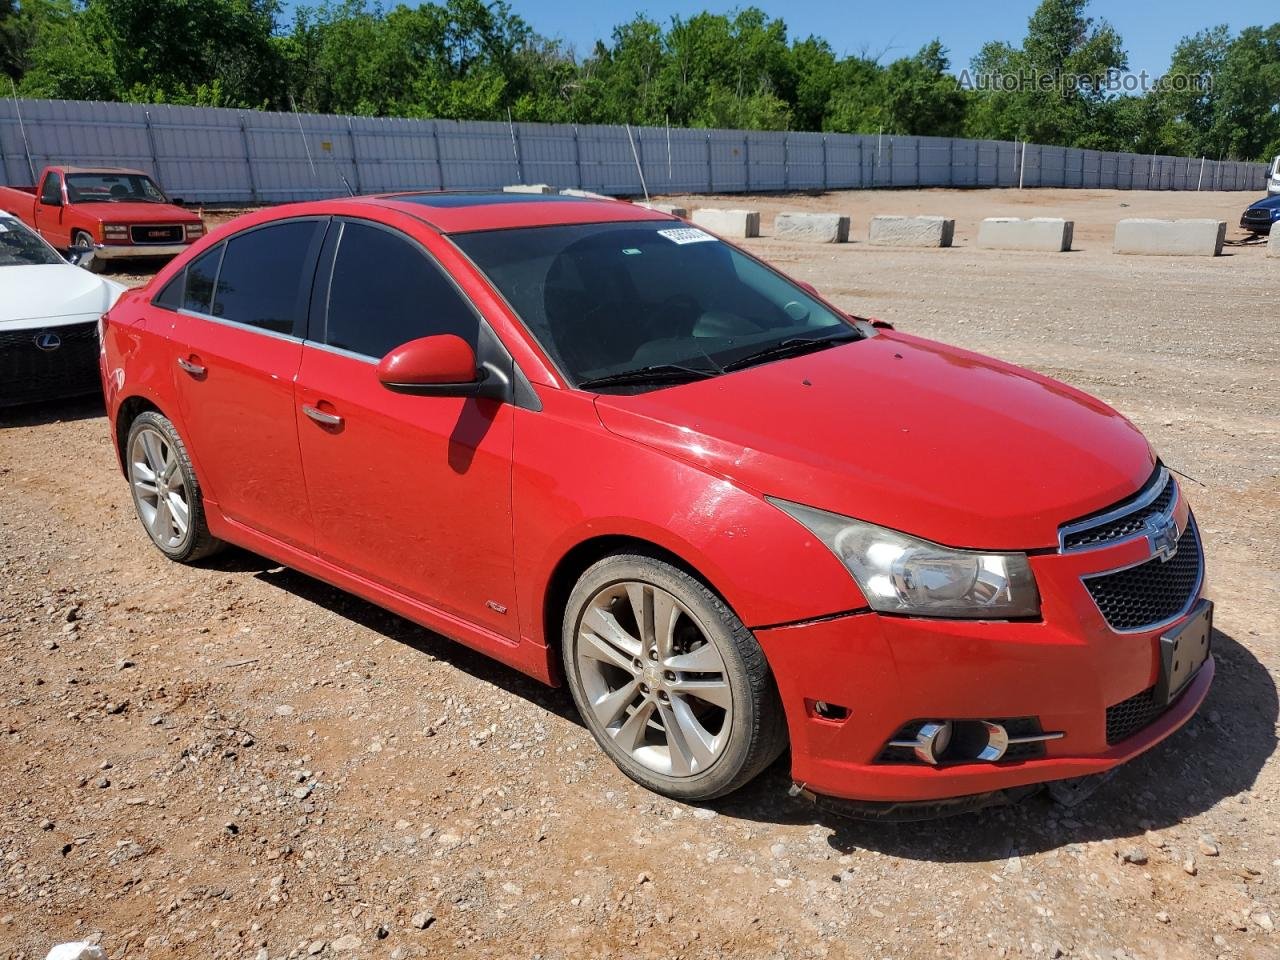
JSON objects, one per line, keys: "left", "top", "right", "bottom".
{"left": 783, "top": 134, "right": 789, "bottom": 190}
{"left": 142, "top": 109, "right": 162, "bottom": 183}
{"left": 914, "top": 137, "right": 920, "bottom": 187}
{"left": 743, "top": 132, "right": 750, "bottom": 192}
{"left": 821, "top": 135, "right": 827, "bottom": 191}
{"left": 948, "top": 137, "right": 954, "bottom": 187}
{"left": 430, "top": 123, "right": 445, "bottom": 190}
{"left": 238, "top": 114, "right": 258, "bottom": 203}
{"left": 705, "top": 132, "right": 713, "bottom": 192}
{"left": 572, "top": 124, "right": 583, "bottom": 189}
{"left": 345, "top": 115, "right": 362, "bottom": 194}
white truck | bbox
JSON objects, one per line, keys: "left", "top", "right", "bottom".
{"left": 1269, "top": 154, "right": 1280, "bottom": 195}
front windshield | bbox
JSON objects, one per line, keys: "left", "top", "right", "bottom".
{"left": 0, "top": 217, "right": 63, "bottom": 266}
{"left": 454, "top": 220, "right": 858, "bottom": 388}
{"left": 66, "top": 172, "right": 167, "bottom": 204}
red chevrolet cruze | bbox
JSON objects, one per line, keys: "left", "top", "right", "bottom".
{"left": 100, "top": 193, "right": 1212, "bottom": 817}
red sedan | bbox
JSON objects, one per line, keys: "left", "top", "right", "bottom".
{"left": 99, "top": 193, "right": 1212, "bottom": 817}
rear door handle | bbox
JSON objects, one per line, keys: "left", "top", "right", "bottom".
{"left": 176, "top": 356, "right": 206, "bottom": 376}
{"left": 302, "top": 404, "right": 343, "bottom": 428}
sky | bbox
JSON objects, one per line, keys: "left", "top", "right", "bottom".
{"left": 283, "top": 0, "right": 1275, "bottom": 76}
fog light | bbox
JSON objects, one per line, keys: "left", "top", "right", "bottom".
{"left": 886, "top": 718, "right": 1063, "bottom": 765}
{"left": 889, "top": 720, "right": 953, "bottom": 765}
{"left": 976, "top": 721, "right": 1009, "bottom": 761}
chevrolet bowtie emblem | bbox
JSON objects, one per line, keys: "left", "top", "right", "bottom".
{"left": 1144, "top": 513, "right": 1180, "bottom": 562}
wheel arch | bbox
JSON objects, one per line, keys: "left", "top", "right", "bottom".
{"left": 113, "top": 394, "right": 165, "bottom": 475}
{"left": 540, "top": 533, "right": 737, "bottom": 678}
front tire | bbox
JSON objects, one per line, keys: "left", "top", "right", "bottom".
{"left": 71, "top": 231, "right": 105, "bottom": 274}
{"left": 125, "top": 411, "right": 223, "bottom": 563}
{"left": 562, "top": 553, "right": 787, "bottom": 801}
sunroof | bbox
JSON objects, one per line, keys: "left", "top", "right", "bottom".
{"left": 386, "top": 192, "right": 591, "bottom": 208}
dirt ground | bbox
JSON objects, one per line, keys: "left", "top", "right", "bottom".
{"left": 1, "top": 188, "right": 1277, "bottom": 960}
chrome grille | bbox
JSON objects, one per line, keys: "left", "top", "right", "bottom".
{"left": 129, "top": 224, "right": 184, "bottom": 244}
{"left": 1082, "top": 518, "right": 1203, "bottom": 632}
{"left": 1060, "top": 467, "right": 1175, "bottom": 551}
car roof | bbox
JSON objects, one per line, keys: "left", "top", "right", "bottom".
{"left": 354, "top": 191, "right": 675, "bottom": 234}
{"left": 58, "top": 166, "right": 152, "bottom": 177}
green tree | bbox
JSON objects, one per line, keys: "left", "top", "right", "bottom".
{"left": 16, "top": 0, "right": 118, "bottom": 100}
{"left": 1148, "top": 24, "right": 1280, "bottom": 161}
{"left": 964, "top": 0, "right": 1127, "bottom": 147}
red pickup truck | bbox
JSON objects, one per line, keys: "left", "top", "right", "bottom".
{"left": 0, "top": 165, "right": 204, "bottom": 270}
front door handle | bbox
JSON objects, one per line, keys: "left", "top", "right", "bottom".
{"left": 176, "top": 356, "right": 206, "bottom": 377}
{"left": 302, "top": 404, "right": 343, "bottom": 428}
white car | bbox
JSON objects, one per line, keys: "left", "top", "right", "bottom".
{"left": 1, "top": 212, "right": 126, "bottom": 407}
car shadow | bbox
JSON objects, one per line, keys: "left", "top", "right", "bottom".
{"left": 0, "top": 393, "right": 104, "bottom": 428}
{"left": 199, "top": 546, "right": 1276, "bottom": 858}
{"left": 205, "top": 548, "right": 582, "bottom": 726}
{"left": 715, "top": 627, "right": 1275, "bottom": 861}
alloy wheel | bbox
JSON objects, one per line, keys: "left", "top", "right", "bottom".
{"left": 575, "top": 580, "right": 734, "bottom": 777}
{"left": 129, "top": 425, "right": 191, "bottom": 550}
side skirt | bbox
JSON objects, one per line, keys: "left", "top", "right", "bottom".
{"left": 205, "top": 511, "right": 557, "bottom": 684}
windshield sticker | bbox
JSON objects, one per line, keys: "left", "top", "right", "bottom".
{"left": 657, "top": 227, "right": 717, "bottom": 245}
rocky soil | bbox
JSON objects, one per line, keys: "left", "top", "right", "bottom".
{"left": 1, "top": 188, "right": 1277, "bottom": 960}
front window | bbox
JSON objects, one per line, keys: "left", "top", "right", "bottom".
{"left": 66, "top": 172, "right": 168, "bottom": 204}
{"left": 0, "top": 217, "right": 63, "bottom": 266}
{"left": 453, "top": 220, "right": 860, "bottom": 390}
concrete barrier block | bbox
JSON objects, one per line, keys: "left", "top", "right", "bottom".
{"left": 774, "top": 212, "right": 850, "bottom": 243}
{"left": 637, "top": 201, "right": 689, "bottom": 218}
{"left": 690, "top": 208, "right": 761, "bottom": 238}
{"left": 502, "top": 184, "right": 555, "bottom": 194}
{"left": 1113, "top": 219, "right": 1226, "bottom": 256}
{"left": 868, "top": 215, "right": 954, "bottom": 247}
{"left": 559, "top": 188, "right": 613, "bottom": 200}
{"left": 977, "top": 217, "right": 1073, "bottom": 252}
{"left": 1268, "top": 231, "right": 1280, "bottom": 258}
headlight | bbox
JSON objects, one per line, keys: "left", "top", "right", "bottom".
{"left": 185, "top": 222, "right": 205, "bottom": 239}
{"left": 769, "top": 498, "right": 1040, "bottom": 619}
{"left": 103, "top": 224, "right": 128, "bottom": 239}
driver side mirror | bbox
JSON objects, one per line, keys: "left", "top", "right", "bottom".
{"left": 377, "top": 334, "right": 504, "bottom": 399}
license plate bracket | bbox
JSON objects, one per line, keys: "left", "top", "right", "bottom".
{"left": 1153, "top": 599, "right": 1212, "bottom": 707}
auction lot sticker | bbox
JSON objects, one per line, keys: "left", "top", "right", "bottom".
{"left": 657, "top": 227, "right": 718, "bottom": 245}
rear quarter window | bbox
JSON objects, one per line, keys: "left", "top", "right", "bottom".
{"left": 183, "top": 245, "right": 223, "bottom": 314}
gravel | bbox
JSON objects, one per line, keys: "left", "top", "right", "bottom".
{"left": 0, "top": 187, "right": 1275, "bottom": 959}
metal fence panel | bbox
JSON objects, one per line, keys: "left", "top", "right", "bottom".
{"left": 0, "top": 97, "right": 1266, "bottom": 204}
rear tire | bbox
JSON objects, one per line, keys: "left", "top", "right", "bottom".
{"left": 125, "top": 411, "right": 223, "bottom": 563}
{"left": 562, "top": 553, "right": 787, "bottom": 802}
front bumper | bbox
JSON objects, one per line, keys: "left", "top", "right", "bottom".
{"left": 756, "top": 497, "right": 1211, "bottom": 805}
{"left": 93, "top": 242, "right": 191, "bottom": 259}
{"left": 1239, "top": 215, "right": 1273, "bottom": 235}
{"left": 0, "top": 318, "right": 102, "bottom": 407}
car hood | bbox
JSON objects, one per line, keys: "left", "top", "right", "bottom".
{"left": 74, "top": 201, "right": 199, "bottom": 224}
{"left": 1246, "top": 195, "right": 1280, "bottom": 211}
{"left": 0, "top": 264, "right": 125, "bottom": 326}
{"left": 593, "top": 331, "right": 1155, "bottom": 550}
